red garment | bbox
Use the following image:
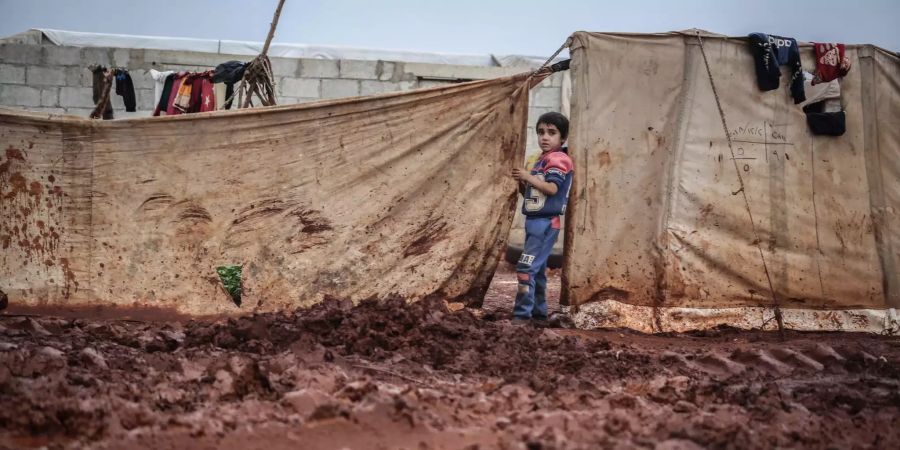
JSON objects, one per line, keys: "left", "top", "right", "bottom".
{"left": 199, "top": 76, "right": 216, "bottom": 112}
{"left": 812, "top": 43, "right": 851, "bottom": 85}
{"left": 188, "top": 75, "right": 204, "bottom": 113}
{"left": 166, "top": 73, "right": 188, "bottom": 116}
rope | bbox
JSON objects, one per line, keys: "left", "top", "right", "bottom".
{"left": 695, "top": 31, "right": 785, "bottom": 333}
{"left": 530, "top": 37, "right": 571, "bottom": 77}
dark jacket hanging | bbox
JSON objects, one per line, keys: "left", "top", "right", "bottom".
{"left": 213, "top": 61, "right": 248, "bottom": 110}
{"left": 748, "top": 33, "right": 806, "bottom": 104}
{"left": 114, "top": 69, "right": 136, "bottom": 112}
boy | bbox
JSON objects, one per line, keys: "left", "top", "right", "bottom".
{"left": 511, "top": 112, "right": 574, "bottom": 323}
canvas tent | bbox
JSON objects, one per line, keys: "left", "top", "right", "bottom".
{"left": 563, "top": 30, "right": 899, "bottom": 333}
{"left": 0, "top": 73, "right": 539, "bottom": 317}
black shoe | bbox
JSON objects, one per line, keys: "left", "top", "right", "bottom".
{"left": 511, "top": 317, "right": 531, "bottom": 326}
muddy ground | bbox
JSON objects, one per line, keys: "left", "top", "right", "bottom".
{"left": 1, "top": 263, "right": 899, "bottom": 449}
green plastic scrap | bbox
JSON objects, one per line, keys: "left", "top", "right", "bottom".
{"left": 216, "top": 265, "right": 242, "bottom": 306}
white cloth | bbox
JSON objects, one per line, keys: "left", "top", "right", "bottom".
{"left": 800, "top": 71, "right": 841, "bottom": 109}
{"left": 214, "top": 83, "right": 227, "bottom": 110}
{"left": 149, "top": 69, "right": 174, "bottom": 107}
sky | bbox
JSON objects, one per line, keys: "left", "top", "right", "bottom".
{"left": 1, "top": 0, "right": 898, "bottom": 56}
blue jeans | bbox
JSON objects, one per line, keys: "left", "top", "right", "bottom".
{"left": 513, "top": 217, "right": 559, "bottom": 319}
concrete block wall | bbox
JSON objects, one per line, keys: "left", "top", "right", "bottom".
{"left": 0, "top": 41, "right": 565, "bottom": 151}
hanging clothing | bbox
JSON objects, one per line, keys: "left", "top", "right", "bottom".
{"left": 213, "top": 83, "right": 227, "bottom": 110}
{"left": 166, "top": 73, "right": 188, "bottom": 116}
{"left": 800, "top": 71, "right": 841, "bottom": 111}
{"left": 812, "top": 43, "right": 851, "bottom": 85}
{"left": 213, "top": 61, "right": 248, "bottom": 110}
{"left": 91, "top": 66, "right": 113, "bottom": 120}
{"left": 149, "top": 69, "right": 174, "bottom": 107}
{"left": 153, "top": 73, "right": 175, "bottom": 116}
{"left": 114, "top": 69, "right": 136, "bottom": 112}
{"left": 188, "top": 75, "right": 204, "bottom": 113}
{"left": 748, "top": 33, "right": 806, "bottom": 104}
{"left": 199, "top": 76, "right": 217, "bottom": 113}
{"left": 172, "top": 75, "right": 194, "bottom": 113}
{"left": 805, "top": 108, "right": 846, "bottom": 136}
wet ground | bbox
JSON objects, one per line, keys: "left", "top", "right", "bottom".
{"left": 1, "top": 264, "right": 899, "bottom": 449}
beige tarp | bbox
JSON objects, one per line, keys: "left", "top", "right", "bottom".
{"left": 1, "top": 73, "right": 535, "bottom": 316}
{"left": 563, "top": 31, "right": 900, "bottom": 315}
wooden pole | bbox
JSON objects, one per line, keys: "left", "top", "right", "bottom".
{"left": 261, "top": 0, "right": 286, "bottom": 57}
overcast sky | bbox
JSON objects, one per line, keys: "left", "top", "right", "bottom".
{"left": 1, "top": 0, "right": 898, "bottom": 56}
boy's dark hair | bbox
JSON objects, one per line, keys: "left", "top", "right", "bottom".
{"left": 536, "top": 112, "right": 570, "bottom": 140}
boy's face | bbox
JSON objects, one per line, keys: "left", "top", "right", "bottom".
{"left": 536, "top": 123, "right": 565, "bottom": 153}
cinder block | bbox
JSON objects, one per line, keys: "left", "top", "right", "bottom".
{"left": 40, "top": 88, "right": 59, "bottom": 106}
{"left": 129, "top": 69, "right": 155, "bottom": 91}
{"left": 0, "top": 85, "right": 42, "bottom": 106}
{"left": 137, "top": 89, "right": 155, "bottom": 110}
{"left": 81, "top": 48, "right": 111, "bottom": 67}
{"left": 0, "top": 43, "right": 42, "bottom": 64}
{"left": 0, "top": 64, "right": 26, "bottom": 84}
{"left": 25, "top": 107, "right": 67, "bottom": 115}
{"left": 300, "top": 59, "right": 339, "bottom": 78}
{"left": 42, "top": 46, "right": 82, "bottom": 66}
{"left": 360, "top": 80, "right": 400, "bottom": 96}
{"left": 64, "top": 66, "right": 94, "bottom": 87}
{"left": 528, "top": 106, "right": 552, "bottom": 122}
{"left": 532, "top": 87, "right": 561, "bottom": 108}
{"left": 109, "top": 91, "right": 125, "bottom": 111}
{"left": 377, "top": 61, "right": 395, "bottom": 81}
{"left": 112, "top": 49, "right": 130, "bottom": 67}
{"left": 280, "top": 78, "right": 319, "bottom": 98}
{"left": 418, "top": 80, "right": 454, "bottom": 89}
{"left": 536, "top": 76, "right": 554, "bottom": 89}
{"left": 26, "top": 66, "right": 66, "bottom": 86}
{"left": 269, "top": 58, "right": 299, "bottom": 77}
{"left": 340, "top": 60, "right": 378, "bottom": 80}
{"left": 63, "top": 107, "right": 95, "bottom": 117}
{"left": 59, "top": 86, "right": 97, "bottom": 109}
{"left": 402, "top": 62, "right": 521, "bottom": 81}
{"left": 321, "top": 79, "right": 359, "bottom": 99}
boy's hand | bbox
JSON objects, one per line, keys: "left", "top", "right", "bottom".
{"left": 512, "top": 168, "right": 530, "bottom": 183}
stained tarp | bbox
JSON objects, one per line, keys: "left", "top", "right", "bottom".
{"left": 0, "top": 73, "right": 535, "bottom": 316}
{"left": 563, "top": 31, "right": 900, "bottom": 314}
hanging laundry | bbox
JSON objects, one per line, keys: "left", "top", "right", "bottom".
{"left": 149, "top": 69, "right": 174, "bottom": 107}
{"left": 804, "top": 109, "right": 845, "bottom": 136}
{"left": 91, "top": 66, "right": 113, "bottom": 120}
{"left": 167, "top": 73, "right": 190, "bottom": 115}
{"left": 212, "top": 61, "right": 248, "bottom": 110}
{"left": 198, "top": 74, "right": 217, "bottom": 113}
{"left": 213, "top": 82, "right": 227, "bottom": 111}
{"left": 800, "top": 71, "right": 841, "bottom": 112}
{"left": 748, "top": 33, "right": 806, "bottom": 104}
{"left": 188, "top": 74, "right": 204, "bottom": 113}
{"left": 114, "top": 69, "right": 136, "bottom": 112}
{"left": 812, "top": 43, "right": 851, "bottom": 85}
{"left": 153, "top": 73, "right": 175, "bottom": 116}
{"left": 172, "top": 74, "right": 194, "bottom": 113}
{"left": 800, "top": 72, "right": 845, "bottom": 136}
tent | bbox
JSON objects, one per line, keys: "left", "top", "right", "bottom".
{"left": 563, "top": 31, "right": 899, "bottom": 333}
{"left": 0, "top": 73, "right": 538, "bottom": 317}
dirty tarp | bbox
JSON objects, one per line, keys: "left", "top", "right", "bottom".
{"left": 0, "top": 73, "right": 535, "bottom": 316}
{"left": 563, "top": 31, "right": 900, "bottom": 311}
